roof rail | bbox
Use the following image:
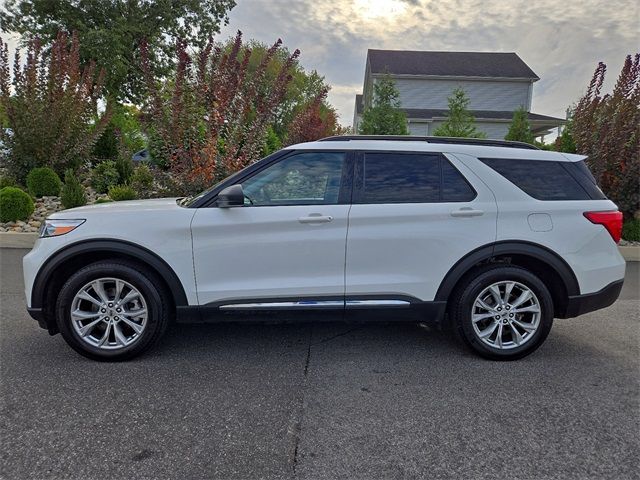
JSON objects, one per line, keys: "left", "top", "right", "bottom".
{"left": 318, "top": 135, "right": 540, "bottom": 150}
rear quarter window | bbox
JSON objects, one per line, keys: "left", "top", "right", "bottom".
{"left": 479, "top": 158, "right": 606, "bottom": 201}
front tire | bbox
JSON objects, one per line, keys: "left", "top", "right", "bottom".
{"left": 450, "top": 265, "right": 554, "bottom": 360}
{"left": 56, "top": 261, "right": 169, "bottom": 361}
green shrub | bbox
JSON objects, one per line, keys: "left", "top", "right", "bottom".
{"left": 93, "top": 123, "right": 119, "bottom": 160}
{"left": 115, "top": 155, "right": 134, "bottom": 184}
{"left": 130, "top": 164, "right": 154, "bottom": 195}
{"left": 91, "top": 161, "right": 120, "bottom": 194}
{"left": 94, "top": 198, "right": 113, "bottom": 204}
{"left": 60, "top": 169, "right": 87, "bottom": 209}
{"left": 0, "top": 187, "right": 35, "bottom": 222}
{"left": 108, "top": 184, "right": 137, "bottom": 201}
{"left": 0, "top": 176, "right": 17, "bottom": 189}
{"left": 622, "top": 219, "right": 640, "bottom": 242}
{"left": 26, "top": 167, "right": 62, "bottom": 197}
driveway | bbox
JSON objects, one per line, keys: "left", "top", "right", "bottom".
{"left": 1, "top": 248, "right": 638, "bottom": 480}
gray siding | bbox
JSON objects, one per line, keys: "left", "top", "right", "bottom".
{"left": 407, "top": 122, "right": 428, "bottom": 136}
{"left": 392, "top": 78, "right": 531, "bottom": 111}
{"left": 353, "top": 113, "right": 362, "bottom": 132}
{"left": 429, "top": 120, "right": 510, "bottom": 140}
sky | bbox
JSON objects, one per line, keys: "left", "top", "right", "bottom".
{"left": 2, "top": 0, "right": 637, "bottom": 131}
{"left": 218, "top": 0, "right": 639, "bottom": 128}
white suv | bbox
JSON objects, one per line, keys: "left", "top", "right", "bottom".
{"left": 23, "top": 136, "right": 626, "bottom": 361}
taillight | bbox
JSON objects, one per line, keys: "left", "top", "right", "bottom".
{"left": 583, "top": 211, "right": 623, "bottom": 243}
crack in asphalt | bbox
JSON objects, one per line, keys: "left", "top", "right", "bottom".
{"left": 312, "top": 326, "right": 363, "bottom": 346}
{"left": 290, "top": 324, "right": 363, "bottom": 476}
{"left": 291, "top": 324, "right": 314, "bottom": 477}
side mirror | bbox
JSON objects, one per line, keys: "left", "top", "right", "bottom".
{"left": 217, "top": 184, "right": 245, "bottom": 208}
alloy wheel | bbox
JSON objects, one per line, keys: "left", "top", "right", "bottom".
{"left": 70, "top": 277, "right": 148, "bottom": 350}
{"left": 471, "top": 280, "right": 541, "bottom": 350}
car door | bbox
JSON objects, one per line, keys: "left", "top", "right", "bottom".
{"left": 191, "top": 150, "right": 352, "bottom": 307}
{"left": 345, "top": 150, "right": 498, "bottom": 303}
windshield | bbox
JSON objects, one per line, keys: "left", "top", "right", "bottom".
{"left": 179, "top": 169, "right": 249, "bottom": 207}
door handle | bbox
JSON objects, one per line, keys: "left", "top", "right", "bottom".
{"left": 450, "top": 207, "right": 484, "bottom": 217}
{"left": 298, "top": 214, "right": 333, "bottom": 224}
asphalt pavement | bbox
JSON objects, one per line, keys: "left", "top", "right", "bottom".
{"left": 1, "top": 248, "right": 638, "bottom": 480}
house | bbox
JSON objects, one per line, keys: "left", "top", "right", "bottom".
{"left": 353, "top": 50, "right": 565, "bottom": 139}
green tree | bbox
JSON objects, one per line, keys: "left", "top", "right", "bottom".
{"left": 359, "top": 74, "right": 409, "bottom": 135}
{"left": 505, "top": 107, "right": 535, "bottom": 144}
{"left": 1, "top": 0, "right": 236, "bottom": 102}
{"left": 433, "top": 88, "right": 486, "bottom": 138}
{"left": 93, "top": 104, "right": 146, "bottom": 160}
{"left": 554, "top": 114, "right": 576, "bottom": 153}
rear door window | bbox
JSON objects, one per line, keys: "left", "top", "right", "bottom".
{"left": 441, "top": 159, "right": 476, "bottom": 202}
{"left": 357, "top": 152, "right": 476, "bottom": 204}
{"left": 480, "top": 158, "right": 606, "bottom": 200}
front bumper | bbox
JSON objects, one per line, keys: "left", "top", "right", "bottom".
{"left": 563, "top": 279, "right": 624, "bottom": 318}
{"left": 26, "top": 307, "right": 43, "bottom": 322}
{"left": 26, "top": 306, "right": 54, "bottom": 331}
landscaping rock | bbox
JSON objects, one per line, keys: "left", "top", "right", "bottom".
{"left": 0, "top": 186, "right": 107, "bottom": 232}
{"left": 619, "top": 239, "right": 640, "bottom": 247}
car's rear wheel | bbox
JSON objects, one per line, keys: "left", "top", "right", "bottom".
{"left": 450, "top": 265, "right": 554, "bottom": 360}
{"left": 56, "top": 261, "right": 169, "bottom": 361}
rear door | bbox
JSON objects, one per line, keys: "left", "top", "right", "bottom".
{"left": 345, "top": 150, "right": 497, "bottom": 303}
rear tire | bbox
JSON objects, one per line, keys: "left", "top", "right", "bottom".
{"left": 450, "top": 265, "right": 554, "bottom": 360}
{"left": 56, "top": 261, "right": 169, "bottom": 361}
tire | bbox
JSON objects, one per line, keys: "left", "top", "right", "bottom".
{"left": 56, "top": 261, "right": 170, "bottom": 361}
{"left": 450, "top": 265, "right": 554, "bottom": 360}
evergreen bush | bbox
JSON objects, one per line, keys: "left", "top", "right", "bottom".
{"left": 26, "top": 167, "right": 62, "bottom": 197}
{"left": 0, "top": 186, "right": 35, "bottom": 222}
{"left": 622, "top": 219, "right": 640, "bottom": 242}
{"left": 91, "top": 161, "right": 120, "bottom": 194}
{"left": 60, "top": 169, "right": 87, "bottom": 209}
{"left": 108, "top": 184, "right": 137, "bottom": 201}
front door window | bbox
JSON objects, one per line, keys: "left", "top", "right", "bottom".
{"left": 241, "top": 152, "right": 345, "bottom": 206}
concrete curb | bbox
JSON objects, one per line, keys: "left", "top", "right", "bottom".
{"left": 619, "top": 246, "right": 640, "bottom": 262}
{"left": 1, "top": 231, "right": 639, "bottom": 261}
{"left": 0, "top": 232, "right": 39, "bottom": 249}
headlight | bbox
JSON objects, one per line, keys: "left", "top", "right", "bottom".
{"left": 39, "top": 219, "right": 85, "bottom": 238}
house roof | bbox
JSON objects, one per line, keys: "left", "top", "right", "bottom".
{"left": 354, "top": 97, "right": 563, "bottom": 124}
{"left": 367, "top": 50, "right": 539, "bottom": 80}
{"left": 403, "top": 108, "right": 563, "bottom": 123}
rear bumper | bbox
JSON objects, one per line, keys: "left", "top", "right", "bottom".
{"left": 562, "top": 279, "right": 624, "bottom": 318}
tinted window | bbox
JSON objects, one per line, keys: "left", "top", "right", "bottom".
{"left": 563, "top": 161, "right": 607, "bottom": 200}
{"left": 241, "top": 152, "right": 345, "bottom": 206}
{"left": 442, "top": 160, "right": 476, "bottom": 202}
{"left": 362, "top": 153, "right": 440, "bottom": 203}
{"left": 360, "top": 153, "right": 476, "bottom": 204}
{"left": 480, "top": 158, "right": 601, "bottom": 201}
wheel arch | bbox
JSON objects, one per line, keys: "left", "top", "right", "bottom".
{"left": 435, "top": 241, "right": 579, "bottom": 318}
{"left": 32, "top": 239, "right": 189, "bottom": 333}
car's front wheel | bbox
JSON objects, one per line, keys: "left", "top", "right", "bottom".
{"left": 450, "top": 265, "right": 554, "bottom": 360}
{"left": 56, "top": 261, "right": 169, "bottom": 361}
